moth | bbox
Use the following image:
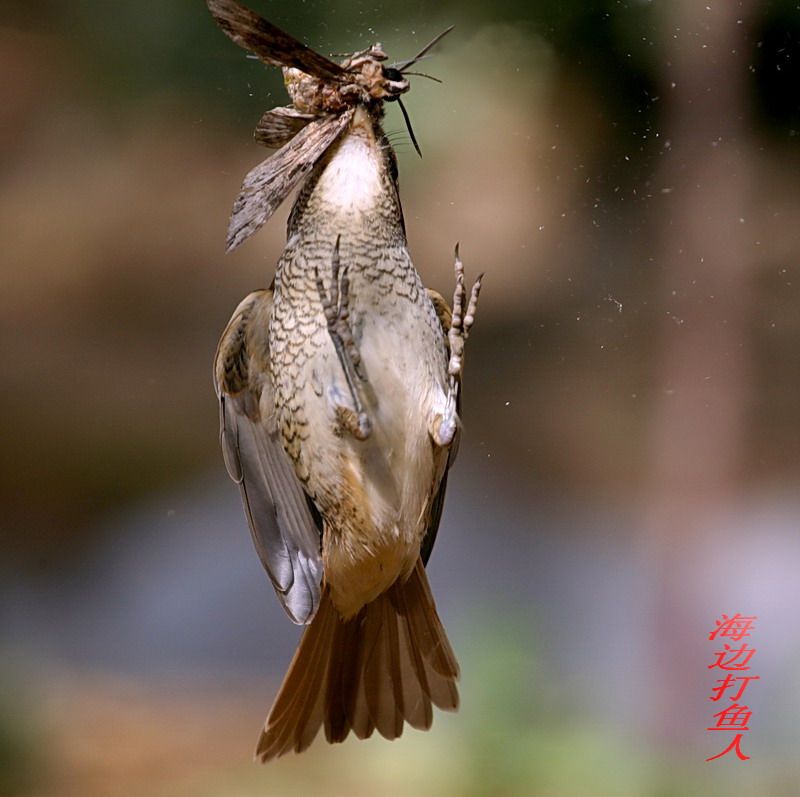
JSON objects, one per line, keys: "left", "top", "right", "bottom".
{"left": 207, "top": 0, "right": 452, "bottom": 251}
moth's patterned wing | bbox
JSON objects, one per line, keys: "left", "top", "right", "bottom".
{"left": 226, "top": 110, "right": 353, "bottom": 251}
{"left": 214, "top": 289, "right": 323, "bottom": 624}
{"left": 207, "top": 0, "right": 346, "bottom": 81}
{"left": 255, "top": 107, "right": 317, "bottom": 149}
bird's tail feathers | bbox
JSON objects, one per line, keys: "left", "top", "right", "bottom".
{"left": 255, "top": 558, "right": 459, "bottom": 762}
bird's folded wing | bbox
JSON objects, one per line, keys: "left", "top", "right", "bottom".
{"left": 420, "top": 288, "right": 461, "bottom": 565}
{"left": 215, "top": 289, "right": 322, "bottom": 624}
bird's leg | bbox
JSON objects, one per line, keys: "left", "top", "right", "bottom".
{"left": 431, "top": 244, "right": 482, "bottom": 447}
{"left": 316, "top": 236, "right": 372, "bottom": 440}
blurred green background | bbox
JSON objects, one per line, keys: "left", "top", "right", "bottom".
{"left": 2, "top": 0, "right": 800, "bottom": 794}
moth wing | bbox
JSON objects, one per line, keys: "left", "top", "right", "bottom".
{"left": 214, "top": 289, "right": 323, "bottom": 624}
{"left": 255, "top": 107, "right": 317, "bottom": 149}
{"left": 226, "top": 110, "right": 353, "bottom": 251}
{"left": 207, "top": 0, "right": 346, "bottom": 81}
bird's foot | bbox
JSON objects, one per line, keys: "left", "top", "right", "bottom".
{"left": 446, "top": 244, "right": 482, "bottom": 389}
{"left": 430, "top": 245, "right": 482, "bottom": 448}
{"left": 316, "top": 236, "right": 371, "bottom": 440}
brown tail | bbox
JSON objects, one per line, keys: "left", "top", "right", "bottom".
{"left": 255, "top": 558, "right": 459, "bottom": 762}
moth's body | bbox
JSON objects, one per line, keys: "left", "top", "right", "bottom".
{"left": 271, "top": 107, "right": 450, "bottom": 616}
{"left": 209, "top": 0, "right": 479, "bottom": 763}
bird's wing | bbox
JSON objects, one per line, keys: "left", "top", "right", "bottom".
{"left": 214, "top": 289, "right": 323, "bottom": 624}
{"left": 420, "top": 288, "right": 462, "bottom": 565}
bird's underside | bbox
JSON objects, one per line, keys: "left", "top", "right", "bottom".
{"left": 214, "top": 249, "right": 479, "bottom": 626}
{"left": 214, "top": 244, "right": 479, "bottom": 760}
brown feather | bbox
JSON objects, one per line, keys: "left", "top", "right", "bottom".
{"left": 323, "top": 609, "right": 361, "bottom": 743}
{"left": 255, "top": 559, "right": 458, "bottom": 762}
{"left": 399, "top": 560, "right": 460, "bottom": 682}
{"left": 346, "top": 631, "right": 375, "bottom": 740}
{"left": 255, "top": 585, "right": 336, "bottom": 760}
{"left": 391, "top": 576, "right": 435, "bottom": 730}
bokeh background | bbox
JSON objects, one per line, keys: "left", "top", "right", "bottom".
{"left": 2, "top": 0, "right": 800, "bottom": 794}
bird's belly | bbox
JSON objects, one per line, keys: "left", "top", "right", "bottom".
{"left": 273, "top": 279, "right": 448, "bottom": 617}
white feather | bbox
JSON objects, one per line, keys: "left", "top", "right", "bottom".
{"left": 314, "top": 126, "right": 383, "bottom": 213}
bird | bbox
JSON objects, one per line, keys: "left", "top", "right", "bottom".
{"left": 208, "top": 0, "right": 481, "bottom": 762}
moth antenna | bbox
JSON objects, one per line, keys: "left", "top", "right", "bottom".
{"left": 394, "top": 25, "right": 454, "bottom": 71}
{"left": 397, "top": 98, "right": 422, "bottom": 158}
{"left": 388, "top": 54, "right": 433, "bottom": 69}
{"left": 400, "top": 70, "right": 442, "bottom": 83}
{"left": 330, "top": 46, "right": 371, "bottom": 59}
